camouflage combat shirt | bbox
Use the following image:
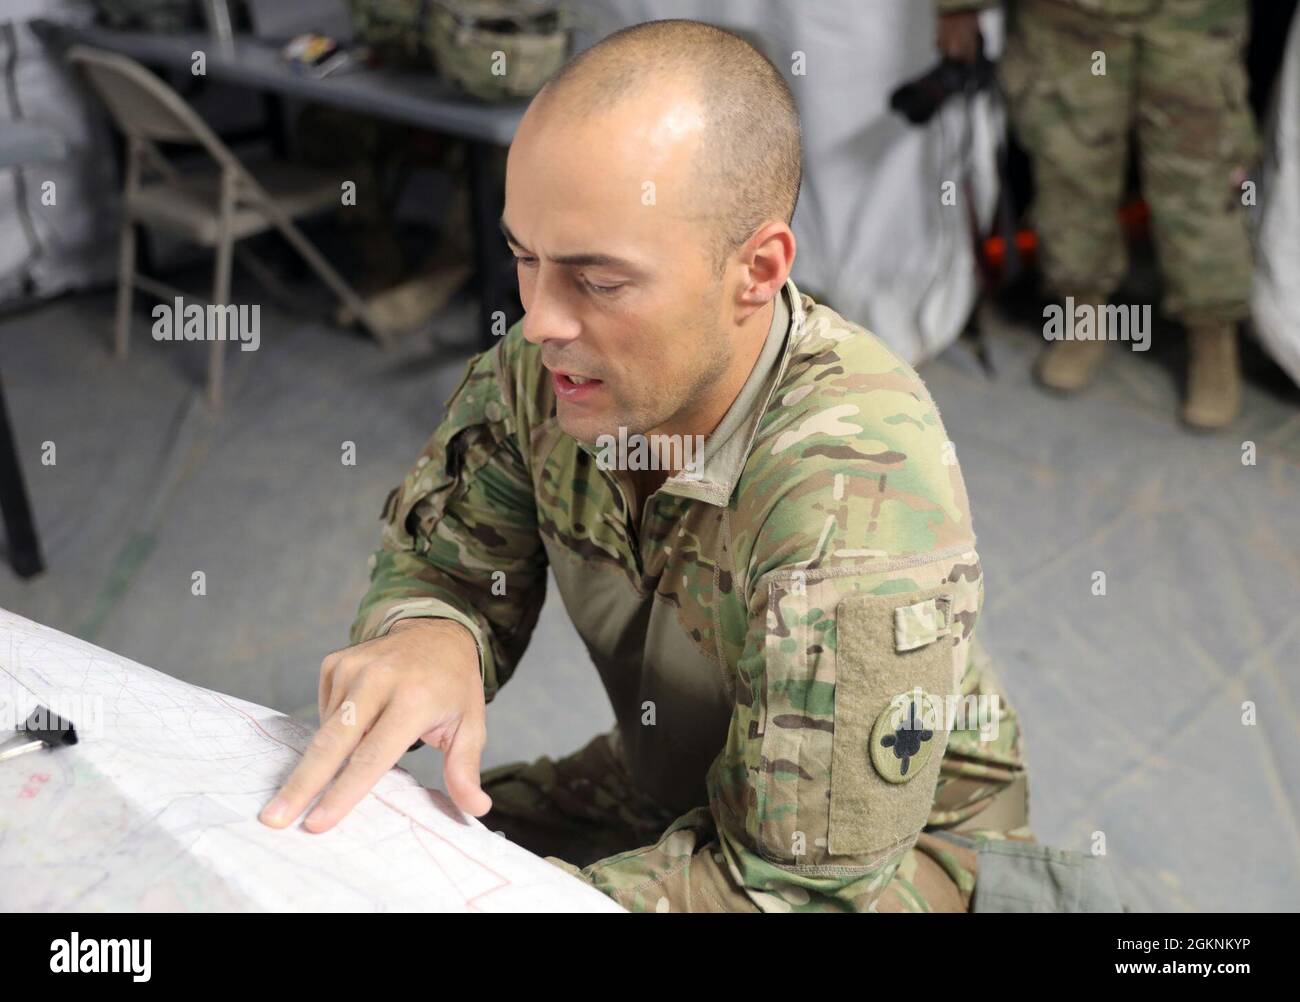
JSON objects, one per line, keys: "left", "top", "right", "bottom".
{"left": 351, "top": 276, "right": 1012, "bottom": 911}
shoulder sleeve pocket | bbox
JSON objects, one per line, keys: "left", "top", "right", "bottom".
{"left": 381, "top": 348, "right": 512, "bottom": 551}
{"left": 829, "top": 584, "right": 958, "bottom": 857}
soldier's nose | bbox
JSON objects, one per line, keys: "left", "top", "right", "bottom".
{"left": 521, "top": 309, "right": 582, "bottom": 347}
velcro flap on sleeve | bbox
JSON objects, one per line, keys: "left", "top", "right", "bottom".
{"left": 829, "top": 585, "right": 957, "bottom": 857}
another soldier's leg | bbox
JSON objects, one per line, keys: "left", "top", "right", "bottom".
{"left": 1000, "top": 0, "right": 1137, "bottom": 392}
{"left": 1135, "top": 3, "right": 1257, "bottom": 428}
{"left": 480, "top": 727, "right": 679, "bottom": 869}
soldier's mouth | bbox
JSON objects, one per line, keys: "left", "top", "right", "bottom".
{"left": 553, "top": 371, "right": 604, "bottom": 400}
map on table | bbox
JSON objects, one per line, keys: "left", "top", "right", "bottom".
{"left": 0, "top": 608, "right": 622, "bottom": 912}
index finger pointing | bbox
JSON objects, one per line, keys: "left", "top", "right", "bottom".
{"left": 259, "top": 700, "right": 373, "bottom": 828}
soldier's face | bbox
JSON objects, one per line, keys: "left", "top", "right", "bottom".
{"left": 505, "top": 94, "right": 738, "bottom": 449}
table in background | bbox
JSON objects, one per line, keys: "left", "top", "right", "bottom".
{"left": 32, "top": 19, "right": 526, "bottom": 350}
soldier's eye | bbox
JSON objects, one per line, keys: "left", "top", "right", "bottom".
{"left": 581, "top": 276, "right": 624, "bottom": 296}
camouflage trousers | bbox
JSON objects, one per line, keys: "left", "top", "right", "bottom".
{"left": 480, "top": 646, "right": 1087, "bottom": 912}
{"left": 999, "top": 0, "right": 1257, "bottom": 323}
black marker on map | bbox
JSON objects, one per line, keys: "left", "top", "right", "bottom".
{"left": 0, "top": 705, "right": 79, "bottom": 763}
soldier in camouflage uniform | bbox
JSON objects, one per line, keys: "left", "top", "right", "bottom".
{"left": 265, "top": 18, "right": 1120, "bottom": 912}
{"left": 350, "top": 278, "right": 1052, "bottom": 911}
{"left": 938, "top": 0, "right": 1258, "bottom": 428}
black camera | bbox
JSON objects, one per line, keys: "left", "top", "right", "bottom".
{"left": 890, "top": 51, "right": 997, "bottom": 124}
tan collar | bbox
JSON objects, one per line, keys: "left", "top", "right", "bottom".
{"left": 660, "top": 275, "right": 804, "bottom": 506}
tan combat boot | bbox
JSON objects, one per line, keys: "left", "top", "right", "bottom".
{"left": 1181, "top": 322, "right": 1241, "bottom": 430}
{"left": 1034, "top": 294, "right": 1110, "bottom": 394}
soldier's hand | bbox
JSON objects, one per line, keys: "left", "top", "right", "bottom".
{"left": 259, "top": 617, "right": 490, "bottom": 833}
{"left": 936, "top": 11, "right": 982, "bottom": 64}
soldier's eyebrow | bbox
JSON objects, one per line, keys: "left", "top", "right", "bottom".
{"left": 499, "top": 217, "right": 649, "bottom": 279}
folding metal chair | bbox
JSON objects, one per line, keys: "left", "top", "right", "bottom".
{"left": 66, "top": 45, "right": 390, "bottom": 407}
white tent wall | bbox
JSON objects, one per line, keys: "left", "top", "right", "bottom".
{"left": 1251, "top": 8, "right": 1300, "bottom": 389}
{"left": 572, "top": 0, "right": 1004, "bottom": 365}
{"left": 1, "top": 0, "right": 118, "bottom": 304}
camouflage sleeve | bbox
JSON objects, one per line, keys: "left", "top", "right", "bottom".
{"left": 574, "top": 345, "right": 985, "bottom": 912}
{"left": 348, "top": 345, "right": 547, "bottom": 701}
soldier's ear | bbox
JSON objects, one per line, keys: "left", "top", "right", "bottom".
{"left": 739, "top": 222, "right": 795, "bottom": 297}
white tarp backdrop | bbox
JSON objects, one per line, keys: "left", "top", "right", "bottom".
{"left": 1251, "top": 8, "right": 1300, "bottom": 388}
{"left": 0, "top": 0, "right": 118, "bottom": 304}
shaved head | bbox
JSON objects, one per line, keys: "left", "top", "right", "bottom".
{"left": 504, "top": 18, "right": 800, "bottom": 457}
{"left": 532, "top": 19, "right": 802, "bottom": 273}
